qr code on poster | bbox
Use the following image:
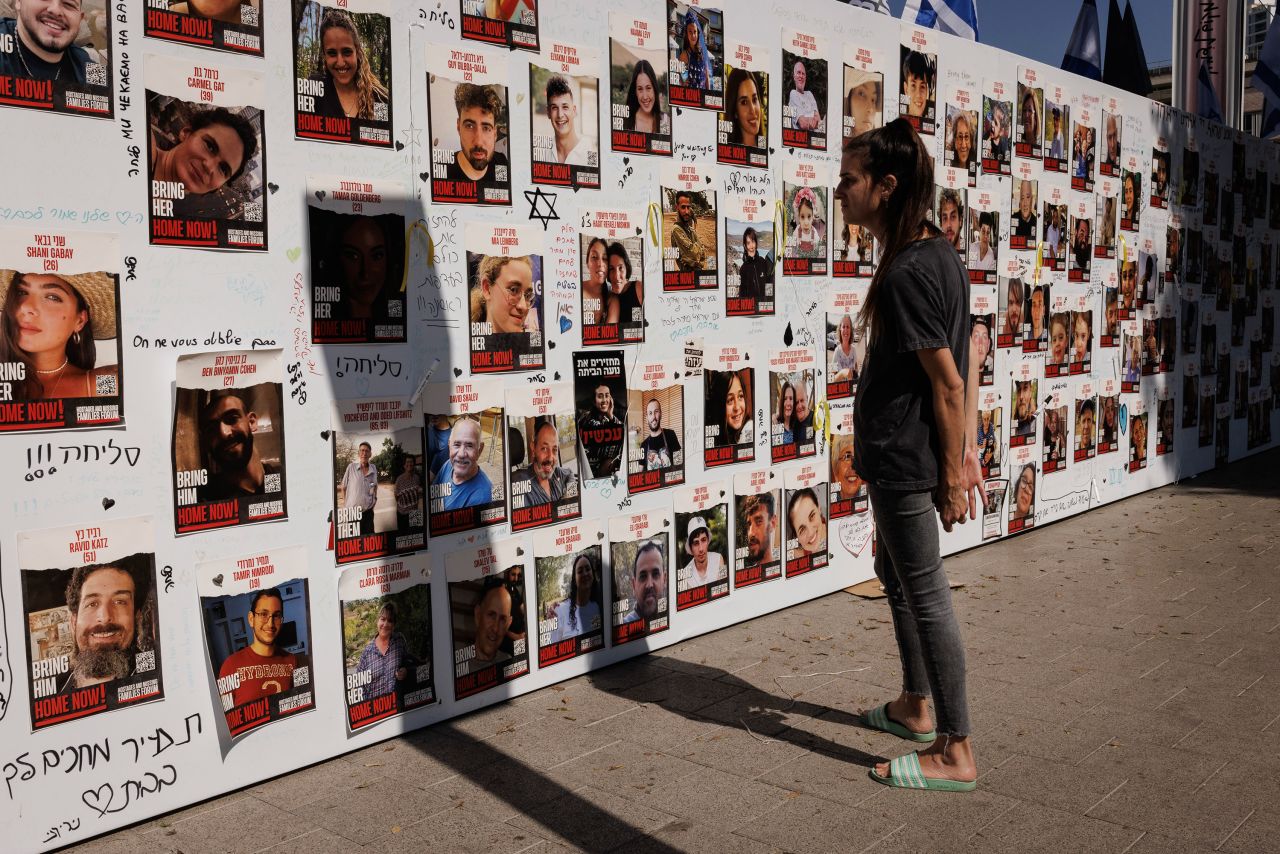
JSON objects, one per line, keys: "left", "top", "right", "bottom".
{"left": 519, "top": 9, "right": 535, "bottom": 25}
{"left": 387, "top": 300, "right": 403, "bottom": 318}
{"left": 373, "top": 102, "right": 388, "bottom": 122}
{"left": 96, "top": 373, "right": 117, "bottom": 396}
{"left": 86, "top": 63, "right": 107, "bottom": 87}
{"left": 135, "top": 650, "right": 156, "bottom": 673}
{"left": 240, "top": 3, "right": 258, "bottom": 25}
{"left": 293, "top": 665, "right": 310, "bottom": 686}
{"left": 264, "top": 473, "right": 281, "bottom": 493}
{"left": 242, "top": 200, "right": 263, "bottom": 222}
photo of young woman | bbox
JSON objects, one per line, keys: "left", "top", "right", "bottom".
{"left": 293, "top": 3, "right": 392, "bottom": 147}
{"left": 717, "top": 54, "right": 768, "bottom": 168}
{"left": 610, "top": 13, "right": 671, "bottom": 156}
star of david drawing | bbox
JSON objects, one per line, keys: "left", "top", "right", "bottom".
{"left": 524, "top": 187, "right": 560, "bottom": 230}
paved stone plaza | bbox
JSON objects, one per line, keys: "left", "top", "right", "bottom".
{"left": 68, "top": 451, "right": 1280, "bottom": 853}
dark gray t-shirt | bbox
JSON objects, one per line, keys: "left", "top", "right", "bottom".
{"left": 853, "top": 235, "right": 969, "bottom": 490}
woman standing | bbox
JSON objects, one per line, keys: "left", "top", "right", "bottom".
{"left": 835, "top": 117, "right": 981, "bottom": 791}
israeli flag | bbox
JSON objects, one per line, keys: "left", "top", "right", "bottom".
{"left": 901, "top": 0, "right": 979, "bottom": 42}
{"left": 841, "top": 0, "right": 892, "bottom": 13}
{"left": 1061, "top": 0, "right": 1102, "bottom": 81}
{"left": 1254, "top": 9, "right": 1280, "bottom": 137}
{"left": 1196, "top": 61, "right": 1223, "bottom": 124}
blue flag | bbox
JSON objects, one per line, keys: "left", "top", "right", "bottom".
{"left": 1197, "top": 61, "right": 1223, "bottom": 124}
{"left": 1061, "top": 0, "right": 1102, "bottom": 81}
{"left": 901, "top": 0, "right": 979, "bottom": 42}
{"left": 1254, "top": 6, "right": 1280, "bottom": 138}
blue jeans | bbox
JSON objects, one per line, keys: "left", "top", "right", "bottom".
{"left": 868, "top": 485, "right": 971, "bottom": 737}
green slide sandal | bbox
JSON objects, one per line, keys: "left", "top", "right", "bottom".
{"left": 870, "top": 752, "right": 977, "bottom": 792}
{"left": 860, "top": 703, "right": 936, "bottom": 743}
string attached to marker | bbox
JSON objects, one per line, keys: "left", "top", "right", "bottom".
{"left": 646, "top": 202, "right": 661, "bottom": 246}
{"left": 405, "top": 219, "right": 433, "bottom": 294}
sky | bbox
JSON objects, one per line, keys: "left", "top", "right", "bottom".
{"left": 886, "top": 0, "right": 1172, "bottom": 67}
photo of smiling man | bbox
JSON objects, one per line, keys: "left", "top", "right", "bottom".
{"left": 428, "top": 45, "right": 511, "bottom": 205}
{"left": 19, "top": 515, "right": 162, "bottom": 730}
{"left": 0, "top": 0, "right": 113, "bottom": 116}
{"left": 446, "top": 539, "right": 530, "bottom": 700}
{"left": 529, "top": 45, "right": 600, "bottom": 190}
{"left": 733, "top": 468, "right": 781, "bottom": 588}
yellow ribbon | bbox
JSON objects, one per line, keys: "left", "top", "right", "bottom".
{"left": 818, "top": 398, "right": 831, "bottom": 449}
{"left": 1119, "top": 233, "right": 1128, "bottom": 265}
{"left": 1033, "top": 240, "right": 1043, "bottom": 284}
{"left": 774, "top": 199, "right": 786, "bottom": 249}
{"left": 405, "top": 219, "right": 433, "bottom": 294}
{"left": 646, "top": 201, "right": 662, "bottom": 246}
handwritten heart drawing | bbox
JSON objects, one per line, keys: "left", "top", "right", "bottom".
{"left": 320, "top": 430, "right": 331, "bottom": 440}
{"left": 115, "top": 211, "right": 132, "bottom": 226}
{"left": 453, "top": 367, "right": 463, "bottom": 377}
{"left": 420, "top": 171, "right": 430, "bottom": 182}
{"left": 82, "top": 783, "right": 114, "bottom": 817}
{"left": 559, "top": 315, "right": 573, "bottom": 334}
{"left": 1119, "top": 404, "right": 1129, "bottom": 434}
{"left": 101, "top": 497, "right": 115, "bottom": 510}
{"left": 211, "top": 573, "right": 224, "bottom": 587}
{"left": 267, "top": 182, "right": 279, "bottom": 194}
{"left": 286, "top": 247, "right": 302, "bottom": 263}
{"left": 395, "top": 141, "right": 405, "bottom": 151}
{"left": 314, "top": 190, "right": 327, "bottom": 202}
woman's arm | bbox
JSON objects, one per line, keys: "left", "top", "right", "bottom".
{"left": 918, "top": 346, "right": 982, "bottom": 531}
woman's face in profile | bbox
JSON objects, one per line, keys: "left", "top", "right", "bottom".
{"left": 724, "top": 373, "right": 746, "bottom": 431}
{"left": 484, "top": 259, "right": 533, "bottom": 334}
{"left": 322, "top": 25, "right": 358, "bottom": 87}
{"left": 9, "top": 274, "right": 86, "bottom": 356}
{"left": 634, "top": 71, "right": 657, "bottom": 116}
{"left": 735, "top": 76, "right": 762, "bottom": 142}
{"left": 339, "top": 218, "right": 388, "bottom": 304}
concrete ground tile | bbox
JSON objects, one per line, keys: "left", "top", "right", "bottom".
{"left": 977, "top": 753, "right": 1129, "bottom": 815}
{"left": 584, "top": 657, "right": 677, "bottom": 693}
{"left": 524, "top": 684, "right": 643, "bottom": 727}
{"left": 626, "top": 766, "right": 794, "bottom": 831}
{"left": 258, "top": 828, "right": 369, "bottom": 854}
{"left": 866, "top": 787, "right": 1023, "bottom": 843}
{"left": 967, "top": 801, "right": 1139, "bottom": 853}
{"left": 480, "top": 709, "right": 623, "bottom": 770}
{"left": 62, "top": 829, "right": 176, "bottom": 854}
{"left": 552, "top": 738, "right": 704, "bottom": 799}
{"left": 689, "top": 686, "right": 801, "bottom": 734}
{"left": 138, "top": 795, "right": 313, "bottom": 854}
{"left": 974, "top": 715, "right": 1116, "bottom": 767}
{"left": 247, "top": 756, "right": 383, "bottom": 809}
{"left": 1063, "top": 702, "right": 1202, "bottom": 750}
{"left": 985, "top": 680, "right": 1098, "bottom": 727}
{"left": 508, "top": 784, "right": 680, "bottom": 851}
{"left": 1210, "top": 804, "right": 1280, "bottom": 854}
{"left": 617, "top": 672, "right": 747, "bottom": 714}
{"left": 631, "top": 822, "right": 785, "bottom": 854}
{"left": 1086, "top": 787, "right": 1258, "bottom": 850}
{"left": 1120, "top": 830, "right": 1220, "bottom": 854}
{"left": 426, "top": 755, "right": 584, "bottom": 821}
{"left": 390, "top": 802, "right": 550, "bottom": 853}
{"left": 754, "top": 750, "right": 885, "bottom": 807}
{"left": 445, "top": 697, "right": 549, "bottom": 741}
{"left": 583, "top": 700, "right": 725, "bottom": 751}
{"left": 130, "top": 790, "right": 250, "bottom": 834}
{"left": 668, "top": 726, "right": 809, "bottom": 779}
{"left": 732, "top": 792, "right": 905, "bottom": 854}
{"left": 291, "top": 777, "right": 455, "bottom": 844}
